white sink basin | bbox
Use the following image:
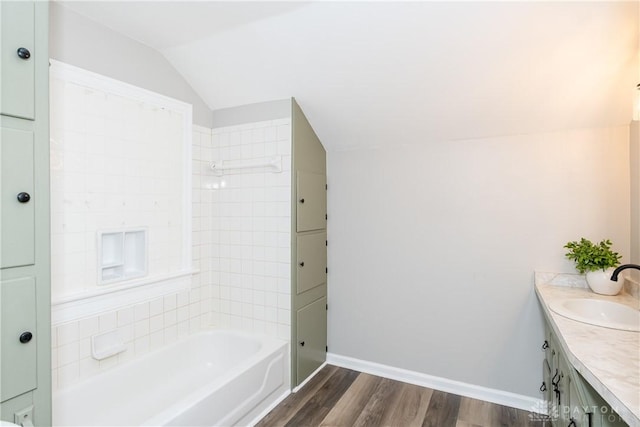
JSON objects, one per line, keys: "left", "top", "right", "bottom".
{"left": 549, "top": 298, "right": 640, "bottom": 332}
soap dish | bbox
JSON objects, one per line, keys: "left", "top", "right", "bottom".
{"left": 91, "top": 329, "right": 126, "bottom": 360}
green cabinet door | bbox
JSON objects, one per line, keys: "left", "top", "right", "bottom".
{"left": 0, "top": 277, "right": 37, "bottom": 402}
{"left": 559, "top": 356, "right": 592, "bottom": 427}
{"left": 296, "top": 297, "right": 327, "bottom": 383}
{"left": 296, "top": 171, "right": 327, "bottom": 232}
{"left": 0, "top": 1, "right": 36, "bottom": 120}
{"left": 579, "top": 371, "right": 629, "bottom": 427}
{"left": 296, "top": 232, "right": 327, "bottom": 295}
{"left": 542, "top": 359, "right": 553, "bottom": 410}
{"left": 1, "top": 127, "right": 35, "bottom": 269}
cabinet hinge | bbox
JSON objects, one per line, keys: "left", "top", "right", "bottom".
{"left": 326, "top": 345, "right": 328, "bottom": 352}
{"left": 325, "top": 240, "right": 328, "bottom": 246}
{"left": 325, "top": 267, "right": 328, "bottom": 274}
{"left": 325, "top": 184, "right": 328, "bottom": 190}
{"left": 326, "top": 304, "right": 328, "bottom": 310}
{"left": 325, "top": 213, "right": 328, "bottom": 220}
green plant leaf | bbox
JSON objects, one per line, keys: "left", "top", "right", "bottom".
{"left": 563, "top": 237, "right": 621, "bottom": 274}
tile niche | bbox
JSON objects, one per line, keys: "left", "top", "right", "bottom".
{"left": 98, "top": 229, "right": 147, "bottom": 284}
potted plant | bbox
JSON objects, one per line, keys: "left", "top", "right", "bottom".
{"left": 564, "top": 238, "right": 623, "bottom": 295}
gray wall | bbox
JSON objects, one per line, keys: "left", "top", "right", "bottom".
{"left": 49, "top": 2, "right": 213, "bottom": 127}
{"left": 211, "top": 99, "right": 290, "bottom": 128}
{"left": 327, "top": 125, "right": 631, "bottom": 399}
{"left": 631, "top": 121, "right": 639, "bottom": 280}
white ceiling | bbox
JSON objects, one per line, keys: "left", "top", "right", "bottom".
{"left": 58, "top": 1, "right": 638, "bottom": 151}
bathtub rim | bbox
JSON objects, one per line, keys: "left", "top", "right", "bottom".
{"left": 52, "top": 328, "right": 290, "bottom": 427}
{"left": 142, "top": 329, "right": 289, "bottom": 426}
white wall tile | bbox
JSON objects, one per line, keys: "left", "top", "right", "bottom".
{"left": 58, "top": 362, "right": 80, "bottom": 389}
{"left": 134, "top": 319, "right": 149, "bottom": 338}
{"left": 58, "top": 342, "right": 79, "bottom": 366}
{"left": 177, "top": 321, "right": 189, "bottom": 338}
{"left": 164, "top": 310, "right": 177, "bottom": 327}
{"left": 117, "top": 308, "right": 133, "bottom": 327}
{"left": 134, "top": 302, "right": 150, "bottom": 321}
{"left": 79, "top": 338, "right": 91, "bottom": 360}
{"left": 165, "top": 325, "right": 178, "bottom": 344}
{"left": 99, "top": 312, "right": 117, "bottom": 332}
{"left": 50, "top": 78, "right": 189, "bottom": 300}
{"left": 149, "top": 314, "right": 164, "bottom": 333}
{"left": 177, "top": 306, "right": 189, "bottom": 323}
{"left": 149, "top": 330, "right": 164, "bottom": 350}
{"left": 164, "top": 294, "right": 177, "bottom": 311}
{"left": 57, "top": 322, "right": 79, "bottom": 346}
{"left": 149, "top": 298, "right": 164, "bottom": 317}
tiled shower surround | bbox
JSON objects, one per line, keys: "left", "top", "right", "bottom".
{"left": 207, "top": 119, "right": 292, "bottom": 340}
{"left": 51, "top": 120, "right": 292, "bottom": 390}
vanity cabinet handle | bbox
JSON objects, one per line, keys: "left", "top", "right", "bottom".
{"left": 17, "top": 47, "right": 31, "bottom": 59}
{"left": 539, "top": 382, "right": 547, "bottom": 392}
{"left": 17, "top": 192, "right": 31, "bottom": 203}
{"left": 552, "top": 369, "right": 561, "bottom": 405}
{"left": 542, "top": 340, "right": 549, "bottom": 350}
{"left": 19, "top": 331, "right": 33, "bottom": 343}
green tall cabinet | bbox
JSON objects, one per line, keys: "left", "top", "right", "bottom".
{"left": 291, "top": 99, "right": 328, "bottom": 387}
{"left": 0, "top": 1, "right": 51, "bottom": 425}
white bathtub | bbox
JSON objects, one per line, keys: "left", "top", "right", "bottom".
{"left": 53, "top": 330, "right": 289, "bottom": 426}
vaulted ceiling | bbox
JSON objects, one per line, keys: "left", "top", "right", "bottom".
{"left": 58, "top": 1, "right": 638, "bottom": 151}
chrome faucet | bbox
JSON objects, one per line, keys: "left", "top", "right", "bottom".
{"left": 610, "top": 264, "right": 640, "bottom": 281}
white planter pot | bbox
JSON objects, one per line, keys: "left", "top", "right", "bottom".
{"left": 585, "top": 268, "right": 623, "bottom": 295}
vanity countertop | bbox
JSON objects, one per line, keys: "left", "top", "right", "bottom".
{"left": 535, "top": 282, "right": 639, "bottom": 427}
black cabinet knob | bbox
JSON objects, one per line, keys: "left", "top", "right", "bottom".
{"left": 19, "top": 331, "right": 33, "bottom": 344}
{"left": 17, "top": 47, "right": 31, "bottom": 59}
{"left": 299, "top": 262, "right": 304, "bottom": 267}
{"left": 17, "top": 192, "right": 31, "bottom": 203}
{"left": 299, "top": 198, "right": 305, "bottom": 204}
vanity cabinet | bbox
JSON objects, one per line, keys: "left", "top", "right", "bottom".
{"left": 541, "top": 322, "right": 628, "bottom": 427}
{"left": 0, "top": 1, "right": 51, "bottom": 425}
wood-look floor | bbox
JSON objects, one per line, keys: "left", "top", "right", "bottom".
{"left": 256, "top": 365, "right": 549, "bottom": 427}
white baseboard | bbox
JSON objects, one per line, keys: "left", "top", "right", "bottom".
{"left": 293, "top": 361, "right": 328, "bottom": 393}
{"left": 326, "top": 353, "right": 545, "bottom": 414}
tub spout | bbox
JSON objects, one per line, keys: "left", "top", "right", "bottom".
{"left": 610, "top": 264, "right": 640, "bottom": 281}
